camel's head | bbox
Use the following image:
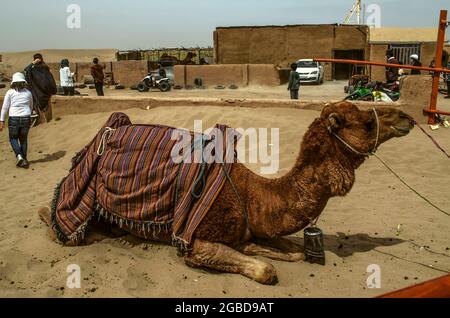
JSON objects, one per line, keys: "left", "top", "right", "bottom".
{"left": 321, "top": 101, "right": 414, "bottom": 154}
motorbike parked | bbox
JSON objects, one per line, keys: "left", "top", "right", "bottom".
{"left": 137, "top": 73, "right": 171, "bottom": 92}
{"left": 344, "top": 81, "right": 400, "bottom": 102}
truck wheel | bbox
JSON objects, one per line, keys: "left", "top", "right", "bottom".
{"left": 159, "top": 81, "right": 171, "bottom": 92}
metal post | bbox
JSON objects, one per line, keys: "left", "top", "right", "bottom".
{"left": 428, "top": 10, "right": 447, "bottom": 124}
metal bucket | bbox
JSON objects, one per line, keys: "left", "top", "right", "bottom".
{"left": 304, "top": 227, "right": 325, "bottom": 265}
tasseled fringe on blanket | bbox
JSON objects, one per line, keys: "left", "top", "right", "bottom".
{"left": 50, "top": 177, "right": 93, "bottom": 245}
{"left": 171, "top": 235, "right": 192, "bottom": 256}
{"left": 50, "top": 178, "right": 191, "bottom": 253}
{"left": 93, "top": 203, "right": 173, "bottom": 239}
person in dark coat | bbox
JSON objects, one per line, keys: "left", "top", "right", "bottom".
{"left": 288, "top": 63, "right": 301, "bottom": 100}
{"left": 385, "top": 50, "right": 400, "bottom": 83}
{"left": 446, "top": 61, "right": 450, "bottom": 99}
{"left": 90, "top": 58, "right": 105, "bottom": 96}
{"left": 24, "top": 53, "right": 57, "bottom": 121}
{"left": 409, "top": 54, "right": 422, "bottom": 75}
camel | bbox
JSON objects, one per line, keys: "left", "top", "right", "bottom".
{"left": 159, "top": 52, "right": 197, "bottom": 65}
{"left": 38, "top": 101, "right": 414, "bottom": 285}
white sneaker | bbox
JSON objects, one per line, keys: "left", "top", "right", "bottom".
{"left": 16, "top": 154, "right": 24, "bottom": 167}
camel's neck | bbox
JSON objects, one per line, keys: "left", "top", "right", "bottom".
{"left": 248, "top": 118, "right": 366, "bottom": 238}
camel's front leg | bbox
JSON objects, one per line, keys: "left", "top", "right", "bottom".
{"left": 253, "top": 236, "right": 304, "bottom": 253}
{"left": 236, "top": 241, "right": 305, "bottom": 262}
{"left": 184, "top": 239, "right": 278, "bottom": 285}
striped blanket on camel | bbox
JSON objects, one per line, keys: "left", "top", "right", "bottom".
{"left": 51, "top": 112, "right": 240, "bottom": 252}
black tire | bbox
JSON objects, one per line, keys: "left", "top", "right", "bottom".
{"left": 159, "top": 81, "right": 171, "bottom": 92}
{"left": 347, "top": 85, "right": 355, "bottom": 94}
{"left": 137, "top": 82, "right": 149, "bottom": 92}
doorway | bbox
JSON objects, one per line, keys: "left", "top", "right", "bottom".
{"left": 333, "top": 49, "right": 365, "bottom": 80}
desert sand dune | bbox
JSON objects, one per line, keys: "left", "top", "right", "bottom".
{"left": 0, "top": 49, "right": 117, "bottom": 77}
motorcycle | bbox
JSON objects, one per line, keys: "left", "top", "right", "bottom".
{"left": 137, "top": 73, "right": 171, "bottom": 92}
{"left": 344, "top": 81, "right": 400, "bottom": 102}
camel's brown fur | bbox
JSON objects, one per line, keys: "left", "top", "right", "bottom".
{"left": 39, "top": 101, "right": 414, "bottom": 284}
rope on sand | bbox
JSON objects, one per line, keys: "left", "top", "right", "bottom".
{"left": 373, "top": 248, "right": 450, "bottom": 274}
{"left": 415, "top": 122, "right": 450, "bottom": 159}
{"left": 373, "top": 153, "right": 450, "bottom": 217}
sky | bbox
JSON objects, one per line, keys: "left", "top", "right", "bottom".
{"left": 0, "top": 0, "right": 449, "bottom": 52}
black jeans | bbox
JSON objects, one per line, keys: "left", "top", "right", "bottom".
{"left": 8, "top": 116, "right": 31, "bottom": 159}
{"left": 95, "top": 83, "right": 104, "bottom": 96}
{"left": 290, "top": 89, "right": 299, "bottom": 100}
{"left": 62, "top": 86, "right": 74, "bottom": 96}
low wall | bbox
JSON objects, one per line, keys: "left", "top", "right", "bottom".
{"left": 398, "top": 75, "right": 433, "bottom": 122}
{"left": 174, "top": 64, "right": 282, "bottom": 87}
{"left": 111, "top": 60, "right": 148, "bottom": 87}
{"left": 46, "top": 61, "right": 146, "bottom": 86}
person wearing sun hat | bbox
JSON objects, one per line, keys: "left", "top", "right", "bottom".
{"left": 0, "top": 72, "right": 33, "bottom": 168}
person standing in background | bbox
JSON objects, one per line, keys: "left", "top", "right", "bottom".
{"left": 385, "top": 50, "right": 400, "bottom": 83}
{"left": 91, "top": 58, "right": 105, "bottom": 96}
{"left": 409, "top": 54, "right": 422, "bottom": 75}
{"left": 24, "top": 53, "right": 57, "bottom": 123}
{"left": 445, "top": 60, "right": 450, "bottom": 99}
{"left": 59, "top": 59, "right": 75, "bottom": 96}
{"left": 0, "top": 73, "right": 33, "bottom": 168}
{"left": 288, "top": 63, "right": 301, "bottom": 100}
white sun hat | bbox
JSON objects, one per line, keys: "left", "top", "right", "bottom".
{"left": 410, "top": 54, "right": 419, "bottom": 61}
{"left": 11, "top": 72, "right": 27, "bottom": 84}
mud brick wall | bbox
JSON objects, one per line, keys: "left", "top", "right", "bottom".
{"left": 173, "top": 64, "right": 281, "bottom": 87}
{"left": 111, "top": 60, "right": 148, "bottom": 87}
{"left": 214, "top": 25, "right": 369, "bottom": 81}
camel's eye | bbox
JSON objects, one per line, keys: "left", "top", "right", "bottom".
{"left": 365, "top": 119, "right": 376, "bottom": 131}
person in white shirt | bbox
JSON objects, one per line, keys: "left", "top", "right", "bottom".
{"left": 59, "top": 59, "right": 75, "bottom": 96}
{"left": 0, "top": 72, "right": 33, "bottom": 167}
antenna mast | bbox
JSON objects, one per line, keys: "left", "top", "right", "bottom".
{"left": 343, "top": 0, "right": 362, "bottom": 24}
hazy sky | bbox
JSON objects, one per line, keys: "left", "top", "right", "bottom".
{"left": 0, "top": 0, "right": 449, "bottom": 52}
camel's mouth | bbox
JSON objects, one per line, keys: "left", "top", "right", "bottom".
{"left": 390, "top": 124, "right": 413, "bottom": 136}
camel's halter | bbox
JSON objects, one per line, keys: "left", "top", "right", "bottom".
{"left": 327, "top": 109, "right": 449, "bottom": 217}
{"left": 327, "top": 107, "right": 380, "bottom": 157}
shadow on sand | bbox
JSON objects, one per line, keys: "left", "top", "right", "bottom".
{"left": 288, "top": 232, "right": 405, "bottom": 258}
{"left": 29, "top": 150, "right": 67, "bottom": 164}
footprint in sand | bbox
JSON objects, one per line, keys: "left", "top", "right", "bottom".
{"left": 26, "top": 259, "right": 48, "bottom": 273}
{"left": 122, "top": 265, "right": 156, "bottom": 292}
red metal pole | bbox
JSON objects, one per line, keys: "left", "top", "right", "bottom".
{"left": 314, "top": 58, "right": 450, "bottom": 73}
{"left": 428, "top": 10, "right": 448, "bottom": 124}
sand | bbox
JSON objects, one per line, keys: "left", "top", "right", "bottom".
{"left": 0, "top": 49, "right": 117, "bottom": 79}
{"left": 0, "top": 101, "right": 449, "bottom": 298}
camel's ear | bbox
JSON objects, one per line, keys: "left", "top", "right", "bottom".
{"left": 328, "top": 113, "right": 342, "bottom": 129}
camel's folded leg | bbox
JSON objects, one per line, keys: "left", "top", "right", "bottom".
{"left": 236, "top": 241, "right": 304, "bottom": 262}
{"left": 184, "top": 239, "right": 278, "bottom": 285}
{"left": 253, "top": 236, "right": 304, "bottom": 253}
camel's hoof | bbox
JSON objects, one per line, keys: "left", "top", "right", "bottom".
{"left": 37, "top": 206, "right": 51, "bottom": 227}
{"left": 254, "top": 263, "right": 278, "bottom": 285}
{"left": 288, "top": 252, "right": 306, "bottom": 262}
